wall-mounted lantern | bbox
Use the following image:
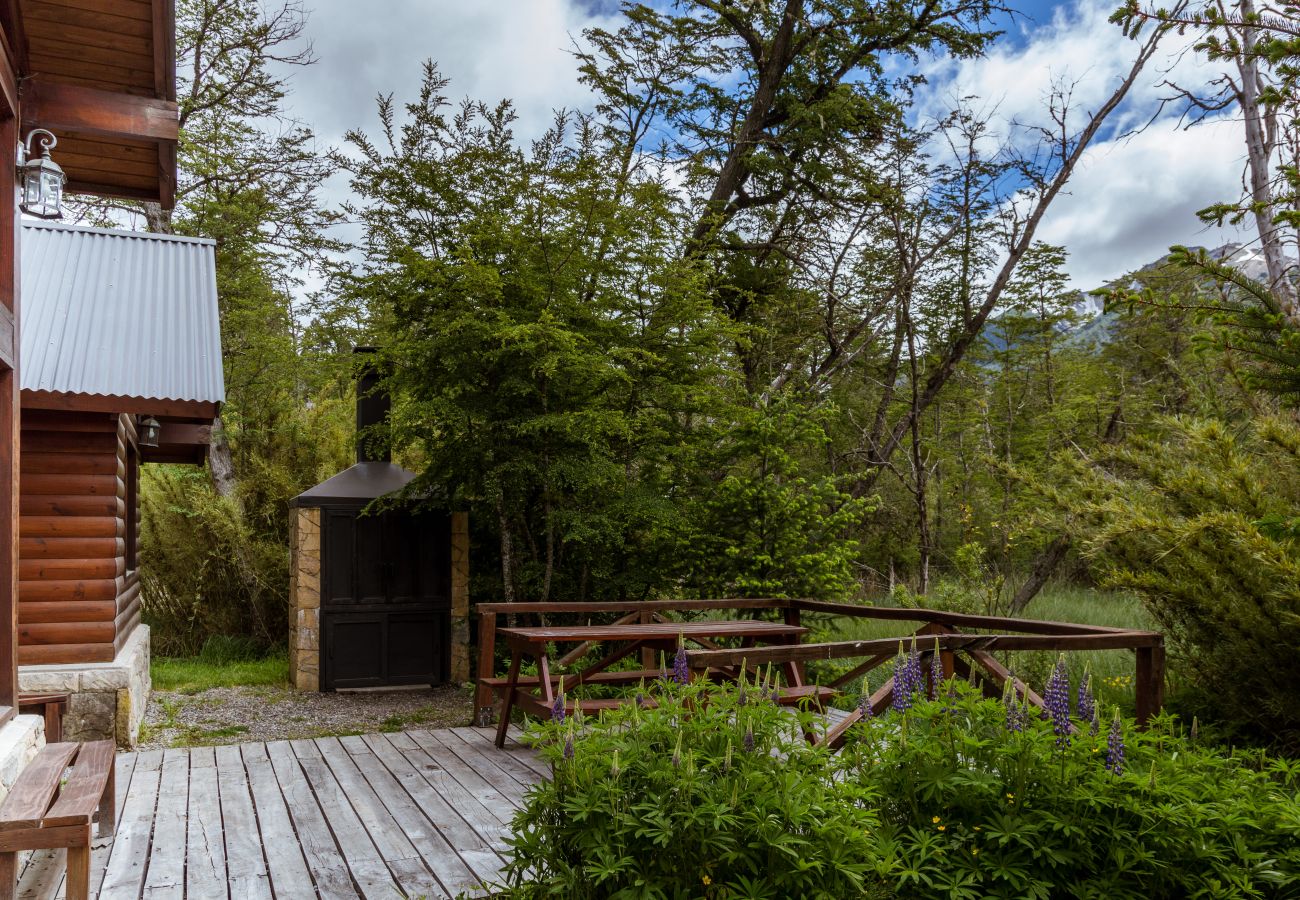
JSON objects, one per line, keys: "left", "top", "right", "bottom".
{"left": 18, "top": 129, "right": 66, "bottom": 220}
{"left": 138, "top": 416, "right": 161, "bottom": 449}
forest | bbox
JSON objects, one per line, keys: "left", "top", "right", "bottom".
{"left": 111, "top": 0, "right": 1300, "bottom": 753}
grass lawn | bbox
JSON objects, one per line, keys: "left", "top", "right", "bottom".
{"left": 152, "top": 652, "right": 289, "bottom": 694}
{"left": 819, "top": 582, "right": 1154, "bottom": 712}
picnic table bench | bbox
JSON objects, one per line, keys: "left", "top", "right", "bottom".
{"left": 492, "top": 619, "right": 833, "bottom": 748}
{"left": 0, "top": 740, "right": 115, "bottom": 900}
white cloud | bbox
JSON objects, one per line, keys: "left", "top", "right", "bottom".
{"left": 1035, "top": 116, "right": 1249, "bottom": 287}
{"left": 914, "top": 0, "right": 1252, "bottom": 286}
{"left": 292, "top": 0, "right": 619, "bottom": 148}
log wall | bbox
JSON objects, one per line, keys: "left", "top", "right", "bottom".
{"left": 17, "top": 408, "right": 140, "bottom": 665}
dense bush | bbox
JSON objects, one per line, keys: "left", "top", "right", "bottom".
{"left": 499, "top": 664, "right": 1300, "bottom": 899}
{"left": 501, "top": 667, "right": 885, "bottom": 899}
{"left": 1030, "top": 415, "right": 1300, "bottom": 750}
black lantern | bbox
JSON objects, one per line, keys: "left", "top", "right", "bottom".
{"left": 138, "top": 416, "right": 161, "bottom": 449}
{"left": 19, "top": 129, "right": 66, "bottom": 220}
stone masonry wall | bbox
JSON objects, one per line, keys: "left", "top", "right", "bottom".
{"left": 18, "top": 624, "right": 151, "bottom": 748}
{"left": 290, "top": 506, "right": 322, "bottom": 691}
{"left": 0, "top": 716, "right": 44, "bottom": 805}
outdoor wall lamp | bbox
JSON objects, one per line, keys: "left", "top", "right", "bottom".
{"left": 138, "top": 416, "right": 161, "bottom": 449}
{"left": 18, "top": 128, "right": 66, "bottom": 220}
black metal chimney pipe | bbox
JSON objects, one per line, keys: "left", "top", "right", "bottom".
{"left": 353, "top": 346, "right": 390, "bottom": 464}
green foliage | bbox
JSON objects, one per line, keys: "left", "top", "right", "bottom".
{"left": 501, "top": 675, "right": 885, "bottom": 899}
{"left": 1028, "top": 415, "right": 1300, "bottom": 749}
{"left": 672, "top": 404, "right": 876, "bottom": 599}
{"left": 499, "top": 679, "right": 1300, "bottom": 899}
{"left": 152, "top": 646, "right": 288, "bottom": 693}
{"left": 844, "top": 685, "right": 1300, "bottom": 899}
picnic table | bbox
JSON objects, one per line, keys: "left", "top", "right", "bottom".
{"left": 492, "top": 620, "right": 822, "bottom": 748}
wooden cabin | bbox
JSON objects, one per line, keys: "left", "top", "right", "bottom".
{"left": 0, "top": 0, "right": 181, "bottom": 757}
{"left": 17, "top": 222, "right": 221, "bottom": 668}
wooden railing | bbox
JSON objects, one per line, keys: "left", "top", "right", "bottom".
{"left": 473, "top": 598, "right": 1165, "bottom": 736}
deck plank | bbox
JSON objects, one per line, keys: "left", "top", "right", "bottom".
{"left": 310, "top": 738, "right": 443, "bottom": 899}
{"left": 264, "top": 741, "right": 360, "bottom": 900}
{"left": 215, "top": 743, "right": 273, "bottom": 899}
{"left": 183, "top": 746, "right": 228, "bottom": 900}
{"left": 337, "top": 735, "right": 483, "bottom": 897}
{"left": 87, "top": 751, "right": 137, "bottom": 898}
{"left": 99, "top": 749, "right": 163, "bottom": 900}
{"left": 385, "top": 732, "right": 510, "bottom": 843}
{"left": 239, "top": 742, "right": 316, "bottom": 900}
{"left": 7, "top": 729, "right": 543, "bottom": 900}
{"left": 141, "top": 748, "right": 189, "bottom": 899}
{"left": 409, "top": 730, "right": 521, "bottom": 821}
{"left": 286, "top": 739, "right": 405, "bottom": 900}
{"left": 359, "top": 733, "right": 505, "bottom": 887}
{"left": 450, "top": 727, "right": 544, "bottom": 786}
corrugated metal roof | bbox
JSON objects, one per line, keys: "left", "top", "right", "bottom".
{"left": 19, "top": 220, "right": 225, "bottom": 405}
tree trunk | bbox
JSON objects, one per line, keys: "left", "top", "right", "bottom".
{"left": 1237, "top": 0, "right": 1299, "bottom": 323}
{"left": 497, "top": 497, "right": 517, "bottom": 627}
{"left": 1008, "top": 534, "right": 1071, "bottom": 615}
{"left": 208, "top": 416, "right": 240, "bottom": 504}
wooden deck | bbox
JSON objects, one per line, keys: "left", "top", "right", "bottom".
{"left": 14, "top": 726, "right": 545, "bottom": 899}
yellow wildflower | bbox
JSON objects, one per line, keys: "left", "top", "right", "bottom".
{"left": 702, "top": 875, "right": 711, "bottom": 886}
{"left": 932, "top": 816, "right": 941, "bottom": 824}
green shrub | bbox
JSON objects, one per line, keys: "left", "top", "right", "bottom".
{"left": 1027, "top": 415, "right": 1300, "bottom": 750}
{"left": 501, "top": 670, "right": 886, "bottom": 899}
{"left": 847, "top": 682, "right": 1300, "bottom": 899}
{"left": 499, "top": 671, "right": 1300, "bottom": 899}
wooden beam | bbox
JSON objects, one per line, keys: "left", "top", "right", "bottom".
{"left": 475, "top": 598, "right": 787, "bottom": 615}
{"left": 21, "top": 391, "right": 218, "bottom": 421}
{"left": 21, "top": 80, "right": 178, "bottom": 142}
{"left": 684, "top": 631, "right": 1164, "bottom": 669}
{"left": 0, "top": 16, "right": 18, "bottom": 117}
{"left": 791, "top": 598, "right": 1132, "bottom": 636}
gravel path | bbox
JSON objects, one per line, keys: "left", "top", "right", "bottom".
{"left": 138, "top": 683, "right": 475, "bottom": 750}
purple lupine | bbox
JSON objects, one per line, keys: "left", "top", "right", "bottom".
{"left": 673, "top": 641, "right": 690, "bottom": 685}
{"left": 858, "top": 675, "right": 873, "bottom": 720}
{"left": 1077, "top": 674, "right": 1096, "bottom": 728}
{"left": 891, "top": 649, "right": 913, "bottom": 713}
{"left": 743, "top": 722, "right": 755, "bottom": 753}
{"left": 943, "top": 682, "right": 959, "bottom": 716}
{"left": 1043, "top": 655, "right": 1072, "bottom": 748}
{"left": 1003, "top": 679, "right": 1027, "bottom": 732}
{"left": 563, "top": 723, "right": 575, "bottom": 760}
{"left": 1106, "top": 712, "right": 1125, "bottom": 775}
{"left": 930, "top": 648, "right": 945, "bottom": 699}
{"left": 551, "top": 676, "right": 566, "bottom": 724}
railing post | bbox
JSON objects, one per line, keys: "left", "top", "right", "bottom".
{"left": 640, "top": 609, "right": 655, "bottom": 669}
{"left": 475, "top": 609, "right": 498, "bottom": 725}
{"left": 1134, "top": 641, "right": 1166, "bottom": 729}
{"left": 783, "top": 601, "right": 805, "bottom": 685}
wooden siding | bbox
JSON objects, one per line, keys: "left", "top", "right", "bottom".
{"left": 17, "top": 408, "right": 139, "bottom": 664}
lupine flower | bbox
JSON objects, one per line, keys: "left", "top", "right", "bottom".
{"left": 723, "top": 740, "right": 733, "bottom": 772}
{"left": 892, "top": 645, "right": 913, "bottom": 713}
{"left": 930, "top": 638, "right": 945, "bottom": 698}
{"left": 551, "top": 675, "right": 566, "bottom": 723}
{"left": 659, "top": 651, "right": 670, "bottom": 686}
{"left": 943, "top": 682, "right": 959, "bottom": 716}
{"left": 673, "top": 639, "right": 690, "bottom": 685}
{"left": 1043, "top": 655, "right": 1072, "bottom": 748}
{"left": 1190, "top": 716, "right": 1199, "bottom": 744}
{"left": 743, "top": 722, "right": 755, "bottom": 753}
{"left": 672, "top": 731, "right": 683, "bottom": 768}
{"left": 1077, "top": 672, "right": 1096, "bottom": 727}
{"left": 858, "top": 675, "right": 873, "bottom": 720}
{"left": 1003, "top": 679, "right": 1026, "bottom": 732}
{"left": 563, "top": 722, "right": 575, "bottom": 760}
{"left": 1090, "top": 707, "right": 1100, "bottom": 736}
{"left": 611, "top": 750, "right": 621, "bottom": 778}
{"left": 1106, "top": 711, "right": 1125, "bottom": 776}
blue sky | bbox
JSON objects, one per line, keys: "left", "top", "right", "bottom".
{"left": 282, "top": 0, "right": 1248, "bottom": 289}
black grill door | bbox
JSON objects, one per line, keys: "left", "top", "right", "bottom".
{"left": 319, "top": 509, "right": 451, "bottom": 690}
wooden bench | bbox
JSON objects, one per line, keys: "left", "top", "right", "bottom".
{"left": 0, "top": 741, "right": 115, "bottom": 900}
{"left": 17, "top": 693, "right": 68, "bottom": 743}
